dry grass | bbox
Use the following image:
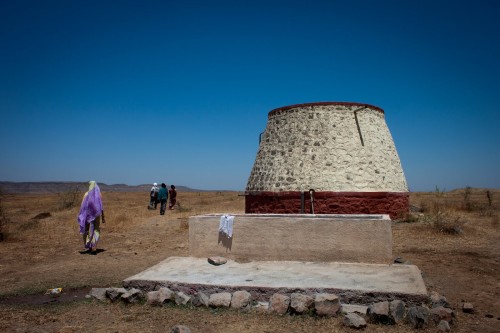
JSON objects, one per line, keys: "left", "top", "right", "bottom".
{"left": 0, "top": 191, "right": 245, "bottom": 242}
{"left": 0, "top": 188, "right": 499, "bottom": 333}
{"left": 402, "top": 188, "right": 500, "bottom": 235}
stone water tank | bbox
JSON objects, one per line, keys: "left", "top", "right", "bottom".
{"left": 245, "top": 102, "right": 409, "bottom": 218}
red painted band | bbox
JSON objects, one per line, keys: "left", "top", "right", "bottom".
{"left": 245, "top": 191, "right": 409, "bottom": 220}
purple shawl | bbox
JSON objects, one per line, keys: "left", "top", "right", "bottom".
{"left": 77, "top": 182, "right": 103, "bottom": 234}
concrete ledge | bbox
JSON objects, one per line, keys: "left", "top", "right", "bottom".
{"left": 189, "top": 214, "right": 392, "bottom": 264}
{"left": 123, "top": 257, "right": 428, "bottom": 305}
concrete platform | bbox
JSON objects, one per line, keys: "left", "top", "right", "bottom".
{"left": 123, "top": 257, "right": 428, "bottom": 305}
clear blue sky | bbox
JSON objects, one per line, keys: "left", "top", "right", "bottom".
{"left": 1, "top": 0, "right": 499, "bottom": 191}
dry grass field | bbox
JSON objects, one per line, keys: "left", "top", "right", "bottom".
{"left": 0, "top": 188, "right": 498, "bottom": 332}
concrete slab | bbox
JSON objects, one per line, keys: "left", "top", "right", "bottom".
{"left": 124, "top": 257, "right": 428, "bottom": 305}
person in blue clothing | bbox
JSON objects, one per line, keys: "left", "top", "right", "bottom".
{"left": 158, "top": 183, "right": 169, "bottom": 215}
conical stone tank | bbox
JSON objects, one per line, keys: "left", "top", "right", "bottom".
{"left": 245, "top": 102, "right": 409, "bottom": 218}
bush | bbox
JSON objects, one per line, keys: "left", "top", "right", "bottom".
{"left": 57, "top": 183, "right": 85, "bottom": 210}
{"left": 395, "top": 211, "right": 420, "bottom": 223}
{"left": 486, "top": 190, "right": 492, "bottom": 207}
{"left": 423, "top": 210, "right": 465, "bottom": 235}
{"left": 0, "top": 188, "right": 7, "bottom": 241}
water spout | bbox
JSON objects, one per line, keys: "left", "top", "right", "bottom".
{"left": 309, "top": 189, "right": 315, "bottom": 214}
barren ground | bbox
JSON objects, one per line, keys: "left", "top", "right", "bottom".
{"left": 0, "top": 189, "right": 499, "bottom": 332}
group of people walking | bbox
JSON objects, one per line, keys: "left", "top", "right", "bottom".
{"left": 77, "top": 180, "right": 179, "bottom": 256}
{"left": 149, "top": 182, "right": 177, "bottom": 215}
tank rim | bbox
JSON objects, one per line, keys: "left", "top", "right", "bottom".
{"left": 269, "top": 102, "right": 384, "bottom": 117}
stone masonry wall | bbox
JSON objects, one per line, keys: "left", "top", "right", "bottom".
{"left": 246, "top": 103, "right": 408, "bottom": 193}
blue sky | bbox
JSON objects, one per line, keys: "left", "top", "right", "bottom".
{"left": 1, "top": 0, "right": 499, "bottom": 191}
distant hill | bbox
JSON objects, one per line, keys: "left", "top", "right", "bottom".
{"left": 0, "top": 181, "right": 202, "bottom": 194}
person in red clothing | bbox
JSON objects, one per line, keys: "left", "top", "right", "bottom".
{"left": 168, "top": 185, "right": 177, "bottom": 210}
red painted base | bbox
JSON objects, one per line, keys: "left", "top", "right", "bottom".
{"left": 245, "top": 191, "right": 409, "bottom": 220}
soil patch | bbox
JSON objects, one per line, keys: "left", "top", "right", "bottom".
{"left": 0, "top": 288, "right": 90, "bottom": 306}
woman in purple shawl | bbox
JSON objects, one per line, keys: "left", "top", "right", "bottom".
{"left": 78, "top": 181, "right": 105, "bottom": 254}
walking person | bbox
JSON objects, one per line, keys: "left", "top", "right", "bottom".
{"left": 77, "top": 181, "right": 105, "bottom": 255}
{"left": 158, "top": 183, "right": 168, "bottom": 215}
{"left": 149, "top": 182, "right": 159, "bottom": 209}
{"left": 168, "top": 185, "right": 177, "bottom": 210}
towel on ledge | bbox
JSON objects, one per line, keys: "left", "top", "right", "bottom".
{"left": 219, "top": 214, "right": 234, "bottom": 238}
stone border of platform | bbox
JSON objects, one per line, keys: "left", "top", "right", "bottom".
{"left": 90, "top": 287, "right": 456, "bottom": 330}
{"left": 123, "top": 279, "right": 428, "bottom": 307}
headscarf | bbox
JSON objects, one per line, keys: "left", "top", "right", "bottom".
{"left": 77, "top": 181, "right": 103, "bottom": 234}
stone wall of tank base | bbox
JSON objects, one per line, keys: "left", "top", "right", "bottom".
{"left": 244, "top": 191, "right": 409, "bottom": 220}
{"left": 189, "top": 214, "right": 393, "bottom": 263}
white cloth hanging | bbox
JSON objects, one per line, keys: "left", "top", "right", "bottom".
{"left": 219, "top": 214, "right": 234, "bottom": 238}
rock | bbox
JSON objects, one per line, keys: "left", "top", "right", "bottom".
{"left": 431, "top": 306, "right": 455, "bottom": 324}
{"left": 174, "top": 291, "right": 191, "bottom": 305}
{"left": 430, "top": 291, "right": 450, "bottom": 308}
{"left": 462, "top": 302, "right": 474, "bottom": 313}
{"left": 106, "top": 288, "right": 127, "bottom": 302}
{"left": 231, "top": 290, "right": 252, "bottom": 309}
{"left": 341, "top": 304, "right": 368, "bottom": 315}
{"left": 389, "top": 300, "right": 406, "bottom": 323}
{"left": 343, "top": 313, "right": 367, "bottom": 329}
{"left": 407, "top": 306, "right": 430, "bottom": 329}
{"left": 146, "top": 291, "right": 161, "bottom": 306}
{"left": 394, "top": 257, "right": 405, "bottom": 263}
{"left": 429, "top": 291, "right": 440, "bottom": 303}
{"left": 290, "top": 293, "right": 314, "bottom": 314}
{"left": 437, "top": 320, "right": 451, "bottom": 332}
{"left": 207, "top": 256, "right": 227, "bottom": 266}
{"left": 90, "top": 288, "right": 108, "bottom": 302}
{"left": 171, "top": 325, "right": 191, "bottom": 333}
{"left": 191, "top": 291, "right": 209, "bottom": 307}
{"left": 367, "top": 301, "right": 391, "bottom": 324}
{"left": 314, "top": 293, "right": 340, "bottom": 317}
{"left": 147, "top": 287, "right": 175, "bottom": 306}
{"left": 209, "top": 292, "right": 232, "bottom": 307}
{"left": 269, "top": 293, "right": 290, "bottom": 315}
{"left": 253, "top": 301, "right": 269, "bottom": 313}
{"left": 158, "top": 287, "right": 175, "bottom": 302}
{"left": 121, "top": 288, "right": 143, "bottom": 303}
